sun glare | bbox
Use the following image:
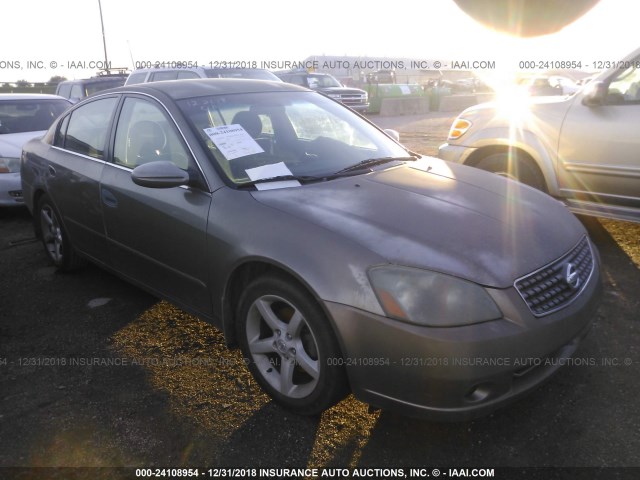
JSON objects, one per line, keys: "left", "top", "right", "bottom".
{"left": 494, "top": 85, "right": 534, "bottom": 123}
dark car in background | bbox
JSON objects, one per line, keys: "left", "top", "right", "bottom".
{"left": 22, "top": 79, "right": 600, "bottom": 420}
{"left": 55, "top": 74, "right": 128, "bottom": 104}
{"left": 276, "top": 71, "right": 369, "bottom": 113}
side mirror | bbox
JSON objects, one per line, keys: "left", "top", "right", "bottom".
{"left": 582, "top": 80, "right": 607, "bottom": 107}
{"left": 383, "top": 129, "right": 400, "bottom": 142}
{"left": 131, "top": 161, "right": 189, "bottom": 188}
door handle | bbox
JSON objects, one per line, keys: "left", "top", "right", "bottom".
{"left": 48, "top": 165, "right": 56, "bottom": 176}
{"left": 101, "top": 188, "right": 118, "bottom": 208}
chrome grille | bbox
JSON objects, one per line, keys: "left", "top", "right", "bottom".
{"left": 515, "top": 236, "right": 594, "bottom": 316}
{"left": 340, "top": 96, "right": 366, "bottom": 105}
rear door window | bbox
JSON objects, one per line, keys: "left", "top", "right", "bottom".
{"left": 149, "top": 71, "right": 179, "bottom": 82}
{"left": 56, "top": 83, "right": 72, "bottom": 99}
{"left": 63, "top": 97, "right": 118, "bottom": 159}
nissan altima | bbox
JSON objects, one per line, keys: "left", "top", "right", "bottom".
{"left": 21, "top": 79, "right": 601, "bottom": 420}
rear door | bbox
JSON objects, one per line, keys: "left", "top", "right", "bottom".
{"left": 100, "top": 95, "right": 213, "bottom": 316}
{"left": 47, "top": 96, "right": 119, "bottom": 263}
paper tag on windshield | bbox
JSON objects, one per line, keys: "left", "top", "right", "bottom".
{"left": 245, "top": 162, "right": 301, "bottom": 191}
{"left": 203, "top": 124, "right": 264, "bottom": 161}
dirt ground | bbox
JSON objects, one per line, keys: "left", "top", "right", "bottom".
{"left": 1, "top": 113, "right": 639, "bottom": 479}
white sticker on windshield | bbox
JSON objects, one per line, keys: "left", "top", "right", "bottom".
{"left": 203, "top": 124, "right": 264, "bottom": 161}
{"left": 399, "top": 85, "right": 412, "bottom": 95}
{"left": 245, "top": 162, "right": 301, "bottom": 191}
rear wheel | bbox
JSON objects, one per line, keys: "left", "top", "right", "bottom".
{"left": 475, "top": 151, "right": 547, "bottom": 192}
{"left": 236, "top": 274, "right": 348, "bottom": 415}
{"left": 36, "top": 194, "right": 85, "bottom": 271}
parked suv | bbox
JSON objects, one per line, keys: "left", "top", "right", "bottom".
{"left": 125, "top": 67, "right": 280, "bottom": 85}
{"left": 276, "top": 71, "right": 369, "bottom": 113}
{"left": 439, "top": 46, "right": 640, "bottom": 224}
{"left": 56, "top": 74, "right": 128, "bottom": 104}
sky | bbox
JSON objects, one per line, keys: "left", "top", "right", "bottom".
{"left": 1, "top": 0, "right": 637, "bottom": 83}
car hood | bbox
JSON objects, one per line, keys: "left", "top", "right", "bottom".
{"left": 462, "top": 94, "right": 574, "bottom": 118}
{"left": 0, "top": 131, "right": 46, "bottom": 157}
{"left": 251, "top": 158, "right": 585, "bottom": 288}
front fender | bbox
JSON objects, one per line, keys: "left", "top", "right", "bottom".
{"left": 205, "top": 187, "right": 387, "bottom": 335}
{"left": 462, "top": 125, "right": 560, "bottom": 195}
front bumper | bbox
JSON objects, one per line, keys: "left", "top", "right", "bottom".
{"left": 346, "top": 103, "right": 370, "bottom": 113}
{"left": 325, "top": 256, "right": 602, "bottom": 421}
{"left": 437, "top": 142, "right": 476, "bottom": 165}
{"left": 0, "top": 172, "right": 24, "bottom": 207}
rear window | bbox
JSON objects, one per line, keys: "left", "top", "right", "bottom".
{"left": 0, "top": 99, "right": 70, "bottom": 134}
{"left": 126, "top": 72, "right": 148, "bottom": 85}
{"left": 85, "top": 79, "right": 126, "bottom": 95}
{"left": 149, "top": 71, "right": 180, "bottom": 82}
{"left": 56, "top": 83, "right": 72, "bottom": 98}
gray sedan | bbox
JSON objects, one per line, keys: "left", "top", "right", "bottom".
{"left": 21, "top": 79, "right": 601, "bottom": 420}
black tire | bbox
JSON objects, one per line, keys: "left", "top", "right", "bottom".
{"left": 36, "top": 194, "right": 85, "bottom": 271}
{"left": 475, "top": 151, "right": 547, "bottom": 192}
{"left": 236, "top": 274, "right": 349, "bottom": 415}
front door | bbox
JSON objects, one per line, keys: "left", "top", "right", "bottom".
{"left": 100, "top": 95, "right": 213, "bottom": 317}
{"left": 558, "top": 60, "right": 640, "bottom": 211}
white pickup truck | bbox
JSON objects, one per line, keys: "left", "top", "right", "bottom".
{"left": 439, "top": 47, "right": 640, "bottom": 223}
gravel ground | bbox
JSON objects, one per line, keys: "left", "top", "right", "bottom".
{"left": 0, "top": 112, "right": 638, "bottom": 479}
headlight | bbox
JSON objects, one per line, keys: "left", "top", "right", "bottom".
{"left": 368, "top": 266, "right": 502, "bottom": 327}
{"left": 0, "top": 157, "right": 20, "bottom": 174}
{"left": 327, "top": 94, "right": 342, "bottom": 99}
{"left": 447, "top": 118, "right": 472, "bottom": 140}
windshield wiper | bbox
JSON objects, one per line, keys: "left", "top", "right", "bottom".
{"left": 333, "top": 155, "right": 420, "bottom": 175}
{"left": 236, "top": 158, "right": 417, "bottom": 188}
{"left": 237, "top": 170, "right": 369, "bottom": 188}
{"left": 237, "top": 174, "right": 323, "bottom": 188}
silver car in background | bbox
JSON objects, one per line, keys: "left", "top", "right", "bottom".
{"left": 125, "top": 67, "right": 281, "bottom": 85}
{"left": 0, "top": 94, "right": 70, "bottom": 207}
{"left": 439, "top": 46, "right": 640, "bottom": 224}
{"left": 21, "top": 79, "right": 601, "bottom": 420}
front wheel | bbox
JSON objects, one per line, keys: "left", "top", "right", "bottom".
{"left": 236, "top": 274, "right": 348, "bottom": 415}
{"left": 475, "top": 151, "right": 547, "bottom": 192}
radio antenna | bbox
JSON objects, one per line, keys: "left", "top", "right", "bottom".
{"left": 97, "top": 0, "right": 110, "bottom": 74}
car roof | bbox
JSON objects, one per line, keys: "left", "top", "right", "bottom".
{"left": 105, "top": 78, "right": 308, "bottom": 100}
{"left": 0, "top": 93, "right": 69, "bottom": 101}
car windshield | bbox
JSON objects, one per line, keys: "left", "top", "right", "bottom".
{"left": 307, "top": 74, "right": 342, "bottom": 89}
{"left": 177, "top": 91, "right": 409, "bottom": 185}
{"left": 85, "top": 79, "right": 126, "bottom": 95}
{"left": 0, "top": 99, "right": 69, "bottom": 134}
